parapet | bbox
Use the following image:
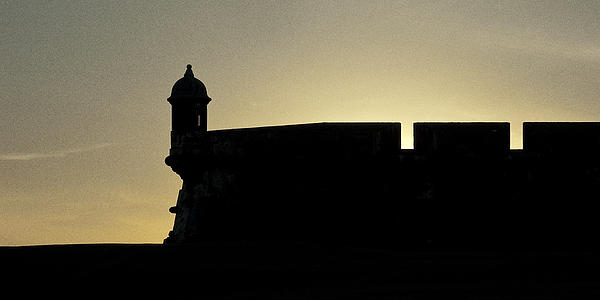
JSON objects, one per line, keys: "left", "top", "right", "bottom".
{"left": 523, "top": 122, "right": 600, "bottom": 156}
{"left": 204, "top": 122, "right": 402, "bottom": 159}
{"left": 170, "top": 122, "right": 600, "bottom": 159}
{"left": 414, "top": 122, "right": 510, "bottom": 156}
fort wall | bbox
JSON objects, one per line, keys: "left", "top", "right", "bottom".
{"left": 165, "top": 122, "right": 600, "bottom": 248}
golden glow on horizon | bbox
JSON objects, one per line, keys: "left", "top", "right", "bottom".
{"left": 1, "top": 1, "right": 599, "bottom": 245}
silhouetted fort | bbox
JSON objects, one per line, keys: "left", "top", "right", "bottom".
{"left": 164, "top": 65, "right": 600, "bottom": 249}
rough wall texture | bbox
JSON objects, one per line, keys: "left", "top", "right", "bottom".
{"left": 164, "top": 122, "right": 600, "bottom": 249}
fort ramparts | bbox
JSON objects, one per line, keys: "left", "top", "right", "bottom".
{"left": 164, "top": 66, "right": 600, "bottom": 248}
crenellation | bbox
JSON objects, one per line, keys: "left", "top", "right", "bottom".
{"left": 171, "top": 121, "right": 600, "bottom": 158}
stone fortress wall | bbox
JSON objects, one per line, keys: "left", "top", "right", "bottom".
{"left": 164, "top": 122, "right": 600, "bottom": 248}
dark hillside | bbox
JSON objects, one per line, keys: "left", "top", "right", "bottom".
{"left": 3, "top": 242, "right": 600, "bottom": 298}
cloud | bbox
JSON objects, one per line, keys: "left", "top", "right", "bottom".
{"left": 500, "top": 38, "right": 600, "bottom": 62}
{"left": 469, "top": 26, "right": 600, "bottom": 63}
{"left": 0, "top": 143, "right": 113, "bottom": 161}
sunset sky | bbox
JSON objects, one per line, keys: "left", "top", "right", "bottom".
{"left": 2, "top": 1, "right": 599, "bottom": 245}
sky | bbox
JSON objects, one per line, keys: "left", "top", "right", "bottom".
{"left": 1, "top": 1, "right": 599, "bottom": 245}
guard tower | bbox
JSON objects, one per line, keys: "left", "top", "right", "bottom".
{"left": 164, "top": 65, "right": 213, "bottom": 243}
{"left": 167, "top": 64, "right": 211, "bottom": 133}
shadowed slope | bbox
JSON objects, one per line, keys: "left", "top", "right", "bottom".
{"left": 3, "top": 242, "right": 600, "bottom": 298}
